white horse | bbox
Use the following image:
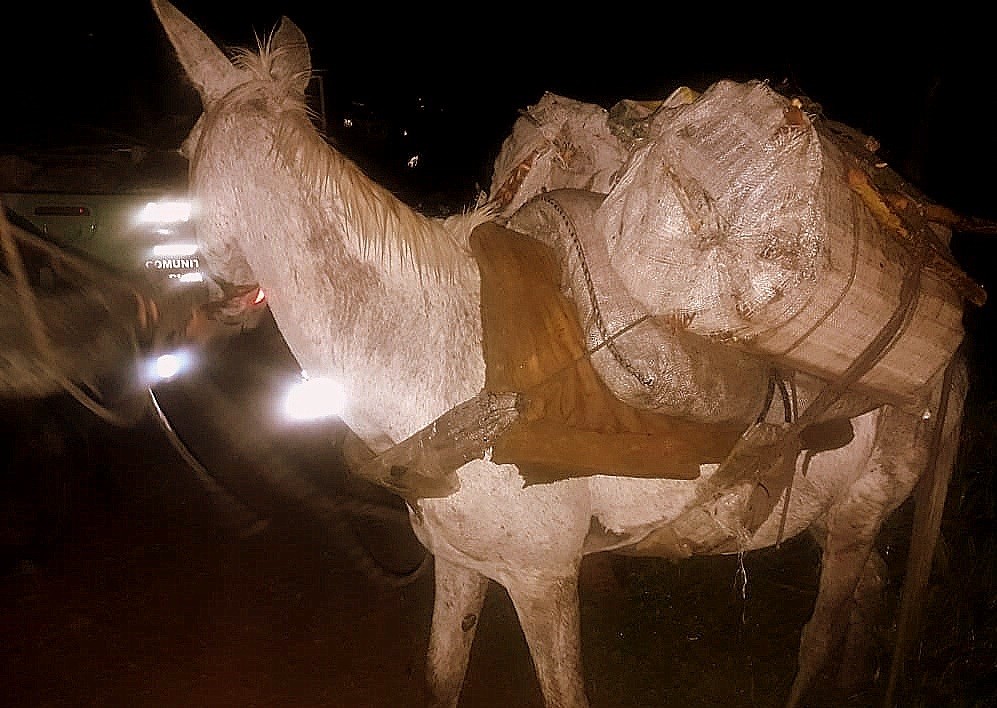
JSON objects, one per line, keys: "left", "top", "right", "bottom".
{"left": 151, "top": 2, "right": 969, "bottom": 706}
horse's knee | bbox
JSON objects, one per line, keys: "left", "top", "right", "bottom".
{"left": 791, "top": 516, "right": 891, "bottom": 707}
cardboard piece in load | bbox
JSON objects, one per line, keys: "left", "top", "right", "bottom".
{"left": 470, "top": 221, "right": 747, "bottom": 484}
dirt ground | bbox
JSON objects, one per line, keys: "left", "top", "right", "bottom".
{"left": 2, "top": 315, "right": 995, "bottom": 708}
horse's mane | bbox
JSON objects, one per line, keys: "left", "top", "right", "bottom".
{"left": 214, "top": 39, "right": 493, "bottom": 283}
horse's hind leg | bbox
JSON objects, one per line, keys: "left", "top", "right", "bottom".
{"left": 787, "top": 406, "right": 926, "bottom": 708}
{"left": 787, "top": 525, "right": 883, "bottom": 708}
{"left": 837, "top": 544, "right": 889, "bottom": 692}
{"left": 505, "top": 570, "right": 588, "bottom": 708}
{"left": 426, "top": 555, "right": 489, "bottom": 708}
{"left": 809, "top": 521, "right": 890, "bottom": 693}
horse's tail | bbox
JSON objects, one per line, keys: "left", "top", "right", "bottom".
{"left": 883, "top": 350, "right": 969, "bottom": 707}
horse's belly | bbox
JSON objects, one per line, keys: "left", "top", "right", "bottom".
{"left": 412, "top": 409, "right": 880, "bottom": 571}
{"left": 587, "top": 472, "right": 709, "bottom": 536}
{"left": 588, "top": 422, "right": 878, "bottom": 555}
{"left": 411, "top": 459, "right": 593, "bottom": 581}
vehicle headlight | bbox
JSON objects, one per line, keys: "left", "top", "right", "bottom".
{"left": 137, "top": 200, "right": 192, "bottom": 224}
{"left": 140, "top": 208, "right": 203, "bottom": 283}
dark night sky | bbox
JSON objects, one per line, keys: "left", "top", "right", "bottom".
{"left": 2, "top": 2, "right": 994, "bottom": 220}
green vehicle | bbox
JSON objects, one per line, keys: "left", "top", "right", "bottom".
{"left": 0, "top": 167, "right": 211, "bottom": 569}
{"left": 1, "top": 190, "right": 205, "bottom": 291}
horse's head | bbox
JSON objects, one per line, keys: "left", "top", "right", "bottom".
{"left": 154, "top": 0, "right": 488, "bottom": 289}
{"left": 152, "top": 0, "right": 317, "bottom": 346}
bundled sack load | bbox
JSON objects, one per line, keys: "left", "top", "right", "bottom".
{"left": 490, "top": 92, "right": 633, "bottom": 218}
{"left": 490, "top": 89, "right": 695, "bottom": 219}
{"left": 596, "top": 79, "right": 982, "bottom": 406}
{"left": 492, "top": 80, "right": 984, "bottom": 414}
{"left": 507, "top": 188, "right": 775, "bottom": 425}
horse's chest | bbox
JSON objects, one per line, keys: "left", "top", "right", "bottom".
{"left": 270, "top": 275, "right": 484, "bottom": 443}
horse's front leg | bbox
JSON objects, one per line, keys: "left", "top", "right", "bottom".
{"left": 426, "top": 555, "right": 490, "bottom": 708}
{"left": 506, "top": 570, "right": 588, "bottom": 708}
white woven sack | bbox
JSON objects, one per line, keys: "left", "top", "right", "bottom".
{"left": 489, "top": 92, "right": 628, "bottom": 218}
{"left": 597, "top": 79, "right": 825, "bottom": 339}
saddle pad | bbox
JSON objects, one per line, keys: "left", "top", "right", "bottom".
{"left": 470, "top": 222, "right": 746, "bottom": 484}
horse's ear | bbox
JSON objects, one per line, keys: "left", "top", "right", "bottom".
{"left": 151, "top": 0, "right": 244, "bottom": 106}
{"left": 270, "top": 16, "right": 311, "bottom": 96}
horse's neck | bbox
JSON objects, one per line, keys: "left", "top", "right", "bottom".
{"left": 199, "top": 116, "right": 488, "bottom": 447}
{"left": 301, "top": 164, "right": 487, "bottom": 447}
{"left": 334, "top": 261, "right": 486, "bottom": 449}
